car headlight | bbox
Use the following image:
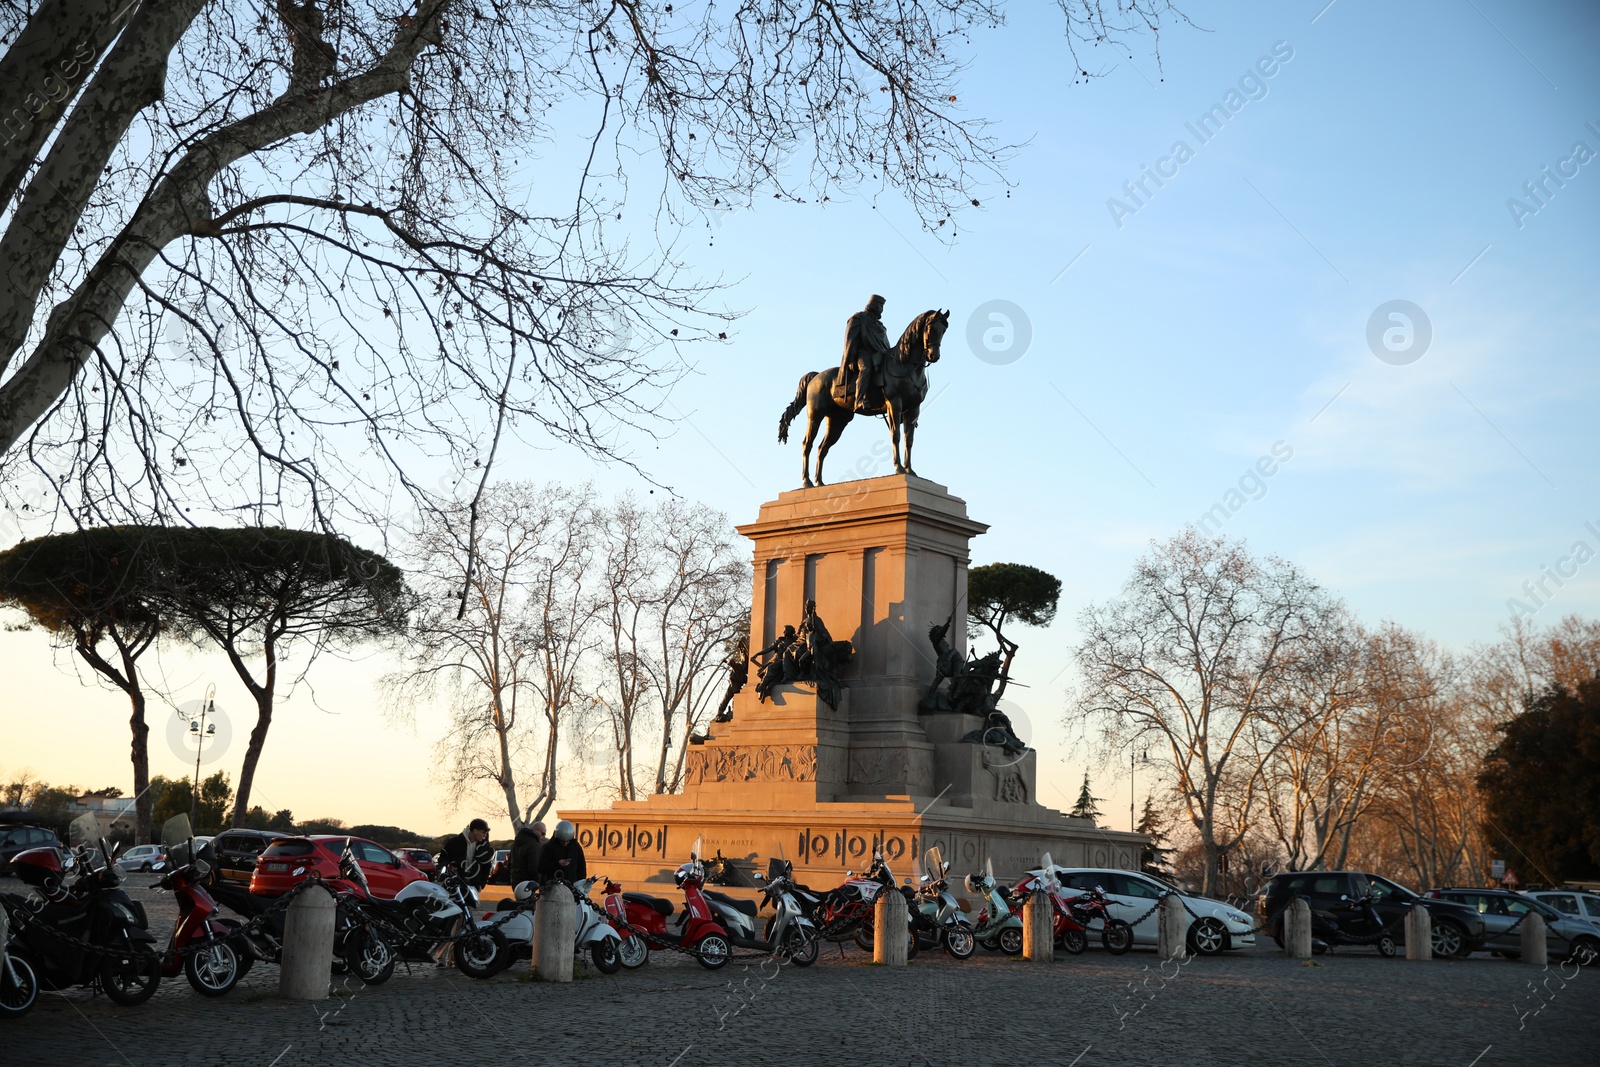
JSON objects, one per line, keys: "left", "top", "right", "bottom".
{"left": 1228, "top": 910, "right": 1249, "bottom": 925}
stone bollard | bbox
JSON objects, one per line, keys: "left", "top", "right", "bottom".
{"left": 1022, "top": 891, "right": 1054, "bottom": 962}
{"left": 279, "top": 885, "right": 335, "bottom": 1000}
{"left": 1158, "top": 894, "right": 1189, "bottom": 962}
{"left": 873, "top": 889, "right": 909, "bottom": 967}
{"left": 1284, "top": 897, "right": 1312, "bottom": 959}
{"left": 1521, "top": 912, "right": 1547, "bottom": 966}
{"left": 1405, "top": 904, "right": 1432, "bottom": 961}
{"left": 534, "top": 884, "right": 577, "bottom": 982}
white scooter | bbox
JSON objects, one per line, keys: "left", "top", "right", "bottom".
{"left": 479, "top": 877, "right": 625, "bottom": 973}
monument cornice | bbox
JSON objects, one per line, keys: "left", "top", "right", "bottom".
{"left": 736, "top": 475, "right": 989, "bottom": 546}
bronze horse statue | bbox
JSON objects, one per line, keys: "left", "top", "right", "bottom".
{"left": 777, "top": 309, "right": 949, "bottom": 487}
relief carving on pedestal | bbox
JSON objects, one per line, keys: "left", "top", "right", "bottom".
{"left": 848, "top": 748, "right": 911, "bottom": 787}
{"left": 686, "top": 745, "right": 819, "bottom": 784}
{"left": 981, "top": 751, "right": 1030, "bottom": 805}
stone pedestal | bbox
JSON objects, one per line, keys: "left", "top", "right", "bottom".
{"left": 564, "top": 476, "right": 1145, "bottom": 890}
{"left": 1405, "top": 905, "right": 1433, "bottom": 961}
{"left": 1520, "top": 912, "right": 1547, "bottom": 966}
{"left": 279, "top": 886, "right": 333, "bottom": 1000}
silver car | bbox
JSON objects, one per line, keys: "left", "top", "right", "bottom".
{"left": 1038, "top": 866, "right": 1257, "bottom": 955}
{"left": 119, "top": 843, "right": 167, "bottom": 871}
{"left": 1429, "top": 888, "right": 1600, "bottom": 965}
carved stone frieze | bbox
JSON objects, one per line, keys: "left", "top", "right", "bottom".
{"left": 686, "top": 744, "right": 820, "bottom": 784}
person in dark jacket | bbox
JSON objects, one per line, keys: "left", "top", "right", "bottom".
{"left": 508, "top": 821, "right": 546, "bottom": 888}
{"left": 536, "top": 820, "right": 586, "bottom": 883}
{"left": 438, "top": 818, "right": 495, "bottom": 891}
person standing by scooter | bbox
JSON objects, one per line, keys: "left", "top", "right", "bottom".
{"left": 537, "top": 821, "right": 586, "bottom": 884}
{"left": 508, "top": 821, "right": 546, "bottom": 888}
{"left": 439, "top": 819, "right": 495, "bottom": 890}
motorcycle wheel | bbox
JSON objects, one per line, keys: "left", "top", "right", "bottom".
{"left": 695, "top": 933, "right": 731, "bottom": 970}
{"left": 0, "top": 953, "right": 40, "bottom": 1017}
{"left": 1377, "top": 934, "right": 1398, "bottom": 958}
{"left": 617, "top": 934, "right": 649, "bottom": 970}
{"left": 1102, "top": 919, "right": 1134, "bottom": 956}
{"left": 1059, "top": 927, "right": 1088, "bottom": 955}
{"left": 998, "top": 927, "right": 1024, "bottom": 956}
{"left": 344, "top": 930, "right": 396, "bottom": 986}
{"left": 454, "top": 928, "right": 509, "bottom": 980}
{"left": 99, "top": 949, "right": 161, "bottom": 1006}
{"left": 853, "top": 926, "right": 875, "bottom": 953}
{"left": 905, "top": 928, "right": 919, "bottom": 960}
{"left": 184, "top": 939, "right": 242, "bottom": 997}
{"left": 783, "top": 926, "right": 819, "bottom": 968}
{"left": 215, "top": 919, "right": 255, "bottom": 980}
{"left": 589, "top": 939, "right": 622, "bottom": 975}
{"left": 944, "top": 926, "right": 976, "bottom": 960}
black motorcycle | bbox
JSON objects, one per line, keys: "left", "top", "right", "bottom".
{"left": 0, "top": 813, "right": 161, "bottom": 1006}
{"left": 338, "top": 851, "right": 507, "bottom": 983}
{"left": 1308, "top": 892, "right": 1401, "bottom": 957}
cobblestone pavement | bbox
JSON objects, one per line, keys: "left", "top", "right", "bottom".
{"left": 5, "top": 878, "right": 1594, "bottom": 1066}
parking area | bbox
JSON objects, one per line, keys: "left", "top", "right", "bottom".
{"left": 4, "top": 877, "right": 1596, "bottom": 1067}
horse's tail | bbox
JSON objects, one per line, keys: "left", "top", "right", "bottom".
{"left": 778, "top": 371, "right": 818, "bottom": 443}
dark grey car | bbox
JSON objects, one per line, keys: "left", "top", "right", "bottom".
{"left": 1429, "top": 888, "right": 1600, "bottom": 965}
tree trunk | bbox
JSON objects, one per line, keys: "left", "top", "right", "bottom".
{"left": 232, "top": 688, "right": 273, "bottom": 828}
{"left": 128, "top": 688, "right": 151, "bottom": 844}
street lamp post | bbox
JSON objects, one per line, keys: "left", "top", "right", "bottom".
{"left": 1130, "top": 746, "right": 1149, "bottom": 833}
{"left": 188, "top": 685, "right": 217, "bottom": 828}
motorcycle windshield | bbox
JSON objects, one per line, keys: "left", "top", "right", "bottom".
{"left": 68, "top": 812, "right": 100, "bottom": 851}
{"left": 341, "top": 840, "right": 370, "bottom": 894}
{"left": 765, "top": 857, "right": 791, "bottom": 883}
{"left": 161, "top": 814, "right": 195, "bottom": 869}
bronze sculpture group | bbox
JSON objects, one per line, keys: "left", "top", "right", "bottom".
{"left": 711, "top": 601, "right": 856, "bottom": 717}
{"left": 777, "top": 295, "right": 950, "bottom": 488}
{"left": 918, "top": 619, "right": 1029, "bottom": 758}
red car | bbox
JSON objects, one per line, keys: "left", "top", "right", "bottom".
{"left": 249, "top": 835, "right": 428, "bottom": 899}
{"left": 399, "top": 847, "right": 438, "bottom": 880}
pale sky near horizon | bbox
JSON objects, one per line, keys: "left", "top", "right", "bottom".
{"left": 2, "top": 0, "right": 1597, "bottom": 841}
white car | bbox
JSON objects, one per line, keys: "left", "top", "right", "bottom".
{"left": 1034, "top": 865, "right": 1257, "bottom": 955}
{"left": 1523, "top": 890, "right": 1600, "bottom": 927}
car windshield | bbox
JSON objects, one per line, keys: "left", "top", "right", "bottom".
{"left": 1363, "top": 875, "right": 1416, "bottom": 902}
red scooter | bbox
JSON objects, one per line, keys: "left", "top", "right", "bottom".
{"left": 601, "top": 856, "right": 731, "bottom": 970}
{"left": 154, "top": 815, "right": 245, "bottom": 996}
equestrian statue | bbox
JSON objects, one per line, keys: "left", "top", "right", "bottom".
{"left": 777, "top": 295, "right": 950, "bottom": 487}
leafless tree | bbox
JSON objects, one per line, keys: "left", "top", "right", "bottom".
{"left": 594, "top": 495, "right": 746, "bottom": 798}
{"left": 386, "top": 481, "right": 600, "bottom": 827}
{"left": 0, "top": 1, "right": 1185, "bottom": 541}
{"left": 1073, "top": 529, "right": 1330, "bottom": 896}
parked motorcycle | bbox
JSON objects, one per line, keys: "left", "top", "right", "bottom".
{"left": 151, "top": 815, "right": 244, "bottom": 996}
{"left": 1, "top": 907, "right": 40, "bottom": 1017}
{"left": 339, "top": 845, "right": 509, "bottom": 983}
{"left": 796, "top": 854, "right": 916, "bottom": 959}
{"left": 967, "top": 862, "right": 1024, "bottom": 955}
{"left": 594, "top": 855, "right": 733, "bottom": 970}
{"left": 480, "top": 875, "right": 628, "bottom": 974}
{"left": 0, "top": 813, "right": 160, "bottom": 1006}
{"left": 911, "top": 848, "right": 975, "bottom": 959}
{"left": 199, "top": 843, "right": 364, "bottom": 978}
{"left": 1307, "top": 892, "right": 1401, "bottom": 957}
{"left": 1011, "top": 865, "right": 1131, "bottom": 955}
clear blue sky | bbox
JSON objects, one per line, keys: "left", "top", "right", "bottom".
{"left": 4, "top": 0, "right": 1597, "bottom": 835}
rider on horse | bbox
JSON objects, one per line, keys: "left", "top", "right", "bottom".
{"left": 832, "top": 294, "right": 892, "bottom": 414}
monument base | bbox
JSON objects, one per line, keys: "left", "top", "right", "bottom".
{"left": 562, "top": 474, "right": 1146, "bottom": 893}
{"left": 563, "top": 792, "right": 1144, "bottom": 891}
